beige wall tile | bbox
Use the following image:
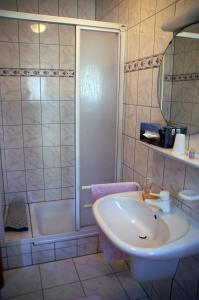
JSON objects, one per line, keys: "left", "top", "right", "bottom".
{"left": 128, "top": 0, "right": 141, "bottom": 28}
{"left": 61, "top": 124, "right": 75, "bottom": 145}
{"left": 154, "top": 5, "right": 175, "bottom": 55}
{"left": 19, "top": 22, "right": 39, "bottom": 44}
{"left": 39, "top": 0, "right": 58, "bottom": 15}
{"left": 20, "top": 43, "right": 39, "bottom": 68}
{"left": 123, "top": 135, "right": 135, "bottom": 169}
{"left": 95, "top": 0, "right": 103, "bottom": 20}
{"left": 122, "top": 164, "right": 134, "bottom": 182}
{"left": 125, "top": 71, "right": 138, "bottom": 105}
{"left": 42, "top": 101, "right": 60, "bottom": 124}
{"left": 59, "top": 25, "right": 75, "bottom": 46}
{"left": 24, "top": 147, "right": 43, "bottom": 170}
{"left": 78, "top": 0, "right": 95, "bottom": 20}
{"left": 139, "top": 16, "right": 155, "bottom": 58}
{"left": 147, "top": 149, "right": 165, "bottom": 187}
{"left": 5, "top": 149, "right": 25, "bottom": 171}
{"left": 156, "top": 0, "right": 175, "bottom": 12}
{"left": 137, "top": 69, "right": 153, "bottom": 106}
{"left": 7, "top": 170, "right": 26, "bottom": 193}
{"left": 40, "top": 24, "right": 59, "bottom": 45}
{"left": 136, "top": 105, "right": 151, "bottom": 139}
{"left": 26, "top": 169, "right": 44, "bottom": 190}
{"left": 61, "top": 146, "right": 75, "bottom": 167}
{"left": 103, "top": 6, "right": 118, "bottom": 23}
{"left": 23, "top": 125, "right": 42, "bottom": 147}
{"left": 60, "top": 46, "right": 75, "bottom": 69}
{"left": 133, "top": 170, "right": 146, "bottom": 188}
{"left": 150, "top": 107, "right": 166, "bottom": 125}
{"left": 42, "top": 124, "right": 60, "bottom": 146}
{"left": 124, "top": 104, "right": 137, "bottom": 138}
{"left": 118, "top": 0, "right": 128, "bottom": 26}
{"left": 17, "top": 0, "right": 38, "bottom": 13}
{"left": 0, "top": 0, "right": 17, "bottom": 11}
{"left": 0, "top": 20, "right": 18, "bottom": 43}
{"left": 40, "top": 44, "right": 59, "bottom": 69}
{"left": 22, "top": 101, "right": 41, "bottom": 125}
{"left": 21, "top": 77, "right": 41, "bottom": 101}
{"left": 2, "top": 102, "right": 22, "bottom": 125}
{"left": 41, "top": 77, "right": 59, "bottom": 101}
{"left": 163, "top": 158, "right": 186, "bottom": 197}
{"left": 0, "top": 42, "right": 19, "bottom": 68}
{"left": 151, "top": 68, "right": 160, "bottom": 107}
{"left": 141, "top": 0, "right": 156, "bottom": 21}
{"left": 134, "top": 141, "right": 149, "bottom": 177}
{"left": 59, "top": 0, "right": 77, "bottom": 18}
{"left": 4, "top": 126, "right": 23, "bottom": 149}
{"left": 1, "top": 77, "right": 21, "bottom": 101}
{"left": 61, "top": 166, "right": 75, "bottom": 187}
{"left": 127, "top": 25, "right": 140, "bottom": 61}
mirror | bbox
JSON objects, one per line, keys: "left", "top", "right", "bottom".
{"left": 158, "top": 23, "right": 199, "bottom": 134}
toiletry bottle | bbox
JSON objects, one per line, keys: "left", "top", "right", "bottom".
{"left": 189, "top": 147, "right": 196, "bottom": 159}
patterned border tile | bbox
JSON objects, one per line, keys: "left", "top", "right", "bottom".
{"left": 164, "top": 73, "right": 199, "bottom": 82}
{"left": 0, "top": 68, "right": 75, "bottom": 77}
{"left": 124, "top": 53, "right": 163, "bottom": 73}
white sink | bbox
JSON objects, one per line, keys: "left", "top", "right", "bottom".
{"left": 92, "top": 191, "right": 199, "bottom": 282}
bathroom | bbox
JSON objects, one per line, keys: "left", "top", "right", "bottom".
{"left": 0, "top": 0, "right": 199, "bottom": 299}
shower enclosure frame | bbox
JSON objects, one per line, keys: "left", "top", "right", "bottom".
{"left": 0, "top": 9, "right": 126, "bottom": 235}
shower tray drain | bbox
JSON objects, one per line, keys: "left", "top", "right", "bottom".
{"left": 138, "top": 234, "right": 147, "bottom": 239}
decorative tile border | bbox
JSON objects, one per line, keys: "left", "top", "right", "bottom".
{"left": 124, "top": 53, "right": 163, "bottom": 73}
{"left": 0, "top": 68, "right": 75, "bottom": 77}
{"left": 164, "top": 73, "right": 199, "bottom": 82}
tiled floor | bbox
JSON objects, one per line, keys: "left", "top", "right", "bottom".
{"left": 0, "top": 254, "right": 149, "bottom": 300}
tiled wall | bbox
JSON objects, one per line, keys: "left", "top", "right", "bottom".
{"left": 96, "top": 0, "right": 199, "bottom": 299}
{"left": 0, "top": 151, "right": 5, "bottom": 238}
{"left": 0, "top": 0, "right": 95, "bottom": 210}
{"left": 96, "top": 0, "right": 199, "bottom": 218}
{"left": 0, "top": 19, "right": 76, "bottom": 207}
{"left": 2, "top": 235, "right": 99, "bottom": 270}
{"left": 0, "top": 0, "right": 95, "bottom": 20}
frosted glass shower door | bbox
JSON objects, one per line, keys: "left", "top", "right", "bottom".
{"left": 77, "top": 28, "right": 120, "bottom": 227}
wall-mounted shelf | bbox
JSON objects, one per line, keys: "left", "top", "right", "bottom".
{"left": 139, "top": 141, "right": 199, "bottom": 169}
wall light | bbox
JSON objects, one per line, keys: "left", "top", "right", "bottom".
{"left": 30, "top": 24, "right": 46, "bottom": 33}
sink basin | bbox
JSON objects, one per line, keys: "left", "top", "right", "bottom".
{"left": 92, "top": 191, "right": 199, "bottom": 281}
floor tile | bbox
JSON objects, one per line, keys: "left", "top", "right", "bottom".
{"left": 40, "top": 259, "right": 79, "bottom": 289}
{"left": 117, "top": 271, "right": 147, "bottom": 299}
{"left": 74, "top": 254, "right": 112, "bottom": 280}
{"left": 5, "top": 291, "right": 43, "bottom": 300}
{"left": 43, "top": 282, "right": 84, "bottom": 300}
{"left": 109, "top": 260, "right": 129, "bottom": 273}
{"left": 82, "top": 274, "right": 128, "bottom": 300}
{"left": 1, "top": 265, "right": 41, "bottom": 299}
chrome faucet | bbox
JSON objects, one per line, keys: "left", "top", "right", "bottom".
{"left": 144, "top": 191, "right": 171, "bottom": 213}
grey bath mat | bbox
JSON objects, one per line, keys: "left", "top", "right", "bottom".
{"left": 5, "top": 201, "right": 29, "bottom": 232}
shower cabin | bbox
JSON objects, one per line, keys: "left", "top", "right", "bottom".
{"left": 0, "top": 9, "right": 125, "bottom": 265}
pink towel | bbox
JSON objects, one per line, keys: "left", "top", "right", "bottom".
{"left": 91, "top": 182, "right": 140, "bottom": 261}
{"left": 75, "top": 297, "right": 101, "bottom": 300}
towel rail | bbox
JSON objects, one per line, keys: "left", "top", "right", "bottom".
{"left": 82, "top": 185, "right": 92, "bottom": 190}
{"left": 84, "top": 204, "right": 93, "bottom": 208}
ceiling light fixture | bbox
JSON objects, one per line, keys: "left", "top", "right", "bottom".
{"left": 30, "top": 24, "right": 46, "bottom": 33}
